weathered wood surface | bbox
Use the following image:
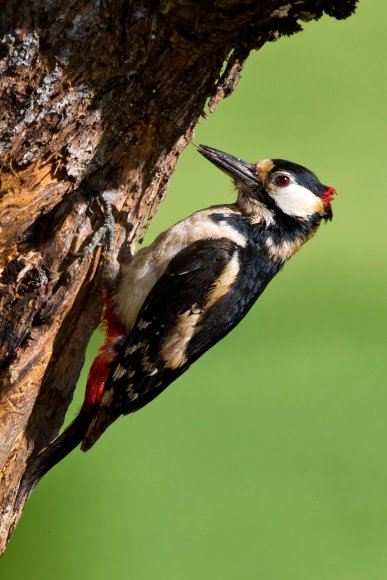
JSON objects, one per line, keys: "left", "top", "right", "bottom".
{"left": 0, "top": 0, "right": 356, "bottom": 554}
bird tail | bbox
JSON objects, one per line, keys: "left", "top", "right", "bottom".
{"left": 81, "top": 402, "right": 120, "bottom": 452}
{"left": 15, "top": 411, "right": 91, "bottom": 509}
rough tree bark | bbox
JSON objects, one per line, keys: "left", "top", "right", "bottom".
{"left": 0, "top": 0, "right": 356, "bottom": 554}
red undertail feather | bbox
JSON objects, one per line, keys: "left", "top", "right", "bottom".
{"left": 83, "top": 294, "right": 127, "bottom": 411}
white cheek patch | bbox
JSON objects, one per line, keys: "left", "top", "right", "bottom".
{"left": 271, "top": 182, "right": 323, "bottom": 218}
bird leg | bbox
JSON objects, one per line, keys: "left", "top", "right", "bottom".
{"left": 73, "top": 194, "right": 116, "bottom": 257}
{"left": 73, "top": 194, "right": 122, "bottom": 291}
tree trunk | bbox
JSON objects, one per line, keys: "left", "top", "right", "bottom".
{"left": 0, "top": 0, "right": 356, "bottom": 555}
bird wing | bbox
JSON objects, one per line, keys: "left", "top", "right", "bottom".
{"left": 82, "top": 237, "right": 243, "bottom": 450}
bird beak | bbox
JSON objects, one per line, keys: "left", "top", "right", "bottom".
{"left": 197, "top": 145, "right": 260, "bottom": 188}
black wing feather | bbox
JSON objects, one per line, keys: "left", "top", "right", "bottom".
{"left": 83, "top": 237, "right": 242, "bottom": 448}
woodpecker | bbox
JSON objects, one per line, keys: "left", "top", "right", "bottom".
{"left": 17, "top": 145, "right": 336, "bottom": 504}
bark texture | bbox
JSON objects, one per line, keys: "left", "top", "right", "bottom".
{"left": 0, "top": 0, "right": 356, "bottom": 554}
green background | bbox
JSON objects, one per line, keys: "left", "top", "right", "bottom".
{"left": 3, "top": 1, "right": 387, "bottom": 578}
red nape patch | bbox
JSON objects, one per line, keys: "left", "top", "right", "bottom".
{"left": 82, "top": 294, "right": 127, "bottom": 410}
{"left": 321, "top": 186, "right": 337, "bottom": 205}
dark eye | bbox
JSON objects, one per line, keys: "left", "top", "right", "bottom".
{"left": 274, "top": 174, "right": 290, "bottom": 187}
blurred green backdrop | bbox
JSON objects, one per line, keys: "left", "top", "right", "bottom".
{"left": 3, "top": 1, "right": 387, "bottom": 578}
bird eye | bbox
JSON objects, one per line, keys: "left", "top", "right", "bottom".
{"left": 274, "top": 174, "right": 290, "bottom": 187}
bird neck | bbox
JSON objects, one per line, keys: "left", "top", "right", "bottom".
{"left": 236, "top": 192, "right": 275, "bottom": 227}
{"left": 249, "top": 211, "right": 322, "bottom": 264}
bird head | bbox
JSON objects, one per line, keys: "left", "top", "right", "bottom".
{"left": 197, "top": 144, "right": 336, "bottom": 224}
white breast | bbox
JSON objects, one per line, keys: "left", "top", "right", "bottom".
{"left": 114, "top": 205, "right": 246, "bottom": 331}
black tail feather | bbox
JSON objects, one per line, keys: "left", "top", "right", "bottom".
{"left": 15, "top": 412, "right": 91, "bottom": 509}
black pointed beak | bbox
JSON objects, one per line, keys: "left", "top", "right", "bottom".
{"left": 197, "top": 145, "right": 260, "bottom": 188}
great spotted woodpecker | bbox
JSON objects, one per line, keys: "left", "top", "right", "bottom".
{"left": 17, "top": 145, "right": 336, "bottom": 503}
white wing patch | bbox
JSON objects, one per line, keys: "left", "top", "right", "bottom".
{"left": 160, "top": 250, "right": 240, "bottom": 370}
{"left": 160, "top": 309, "right": 202, "bottom": 370}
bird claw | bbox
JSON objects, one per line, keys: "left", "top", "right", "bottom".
{"left": 73, "top": 194, "right": 116, "bottom": 257}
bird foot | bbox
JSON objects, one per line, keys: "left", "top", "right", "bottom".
{"left": 73, "top": 194, "right": 115, "bottom": 258}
